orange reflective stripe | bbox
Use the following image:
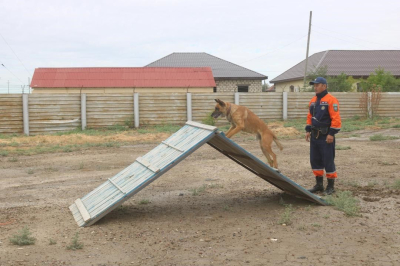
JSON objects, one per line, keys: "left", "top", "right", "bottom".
{"left": 326, "top": 172, "right": 337, "bottom": 178}
{"left": 312, "top": 170, "right": 324, "bottom": 176}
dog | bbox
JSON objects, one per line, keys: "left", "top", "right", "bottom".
{"left": 211, "top": 99, "right": 283, "bottom": 169}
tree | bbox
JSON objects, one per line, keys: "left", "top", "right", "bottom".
{"left": 304, "top": 66, "right": 353, "bottom": 92}
{"left": 327, "top": 73, "right": 353, "bottom": 92}
{"left": 359, "top": 67, "right": 400, "bottom": 92}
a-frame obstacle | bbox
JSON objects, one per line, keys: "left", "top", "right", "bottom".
{"left": 70, "top": 121, "right": 327, "bottom": 227}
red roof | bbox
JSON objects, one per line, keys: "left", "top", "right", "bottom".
{"left": 30, "top": 67, "right": 216, "bottom": 88}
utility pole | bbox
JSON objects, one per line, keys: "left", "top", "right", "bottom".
{"left": 28, "top": 77, "right": 31, "bottom": 93}
{"left": 303, "top": 11, "right": 312, "bottom": 89}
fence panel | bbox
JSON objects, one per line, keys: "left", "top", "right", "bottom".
{"left": 0, "top": 95, "right": 23, "bottom": 134}
{"left": 239, "top": 92, "right": 283, "bottom": 120}
{"left": 330, "top": 92, "right": 365, "bottom": 118}
{"left": 87, "top": 94, "right": 134, "bottom": 128}
{"left": 139, "top": 94, "right": 187, "bottom": 125}
{"left": 192, "top": 93, "right": 235, "bottom": 126}
{"left": 287, "top": 92, "right": 313, "bottom": 119}
{"left": 375, "top": 92, "right": 400, "bottom": 117}
{"left": 28, "top": 94, "right": 81, "bottom": 134}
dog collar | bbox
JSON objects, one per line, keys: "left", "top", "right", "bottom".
{"left": 226, "top": 105, "right": 232, "bottom": 122}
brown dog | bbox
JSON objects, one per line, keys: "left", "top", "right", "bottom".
{"left": 211, "top": 99, "right": 283, "bottom": 169}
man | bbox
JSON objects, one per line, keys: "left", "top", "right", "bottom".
{"left": 305, "top": 77, "right": 341, "bottom": 195}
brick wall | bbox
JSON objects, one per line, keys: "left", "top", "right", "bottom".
{"left": 215, "top": 79, "right": 262, "bottom": 92}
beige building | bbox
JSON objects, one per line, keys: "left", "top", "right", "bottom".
{"left": 30, "top": 67, "right": 215, "bottom": 93}
{"left": 270, "top": 50, "right": 400, "bottom": 92}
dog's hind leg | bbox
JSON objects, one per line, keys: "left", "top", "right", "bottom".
{"left": 259, "top": 138, "right": 278, "bottom": 169}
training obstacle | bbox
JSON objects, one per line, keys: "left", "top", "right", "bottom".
{"left": 70, "top": 121, "right": 327, "bottom": 227}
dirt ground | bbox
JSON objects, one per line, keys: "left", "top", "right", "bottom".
{"left": 1, "top": 127, "right": 400, "bottom": 266}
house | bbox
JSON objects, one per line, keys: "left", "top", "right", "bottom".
{"left": 145, "top": 53, "right": 267, "bottom": 92}
{"left": 30, "top": 67, "right": 216, "bottom": 93}
{"left": 270, "top": 50, "right": 400, "bottom": 92}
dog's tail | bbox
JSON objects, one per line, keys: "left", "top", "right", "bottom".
{"left": 273, "top": 135, "right": 283, "bottom": 151}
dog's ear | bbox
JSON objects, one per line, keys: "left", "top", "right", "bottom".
{"left": 214, "top": 99, "right": 226, "bottom": 107}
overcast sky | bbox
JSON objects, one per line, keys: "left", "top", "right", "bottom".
{"left": 1, "top": 0, "right": 400, "bottom": 93}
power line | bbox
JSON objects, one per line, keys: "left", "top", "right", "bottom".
{"left": 0, "top": 32, "right": 31, "bottom": 74}
{"left": 239, "top": 34, "right": 308, "bottom": 64}
{"left": 312, "top": 29, "right": 375, "bottom": 49}
{"left": 312, "top": 24, "right": 400, "bottom": 50}
{"left": 1, "top": 63, "right": 25, "bottom": 84}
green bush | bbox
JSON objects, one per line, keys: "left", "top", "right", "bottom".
{"left": 10, "top": 226, "right": 36, "bottom": 246}
{"left": 202, "top": 111, "right": 216, "bottom": 126}
{"left": 67, "top": 232, "right": 83, "bottom": 250}
{"left": 325, "top": 191, "right": 360, "bottom": 217}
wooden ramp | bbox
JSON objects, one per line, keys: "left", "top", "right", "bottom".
{"left": 70, "top": 121, "right": 326, "bottom": 227}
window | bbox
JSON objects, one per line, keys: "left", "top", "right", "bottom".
{"left": 238, "top": 86, "right": 249, "bottom": 92}
{"left": 213, "top": 87, "right": 217, "bottom": 93}
{"left": 290, "top": 85, "right": 294, "bottom": 92}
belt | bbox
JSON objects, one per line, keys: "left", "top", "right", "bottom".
{"left": 311, "top": 127, "right": 329, "bottom": 138}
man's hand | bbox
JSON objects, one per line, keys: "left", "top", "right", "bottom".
{"left": 305, "top": 132, "right": 311, "bottom": 142}
{"left": 326, "top": 134, "right": 334, "bottom": 144}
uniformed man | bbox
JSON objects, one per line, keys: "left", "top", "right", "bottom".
{"left": 305, "top": 77, "right": 341, "bottom": 195}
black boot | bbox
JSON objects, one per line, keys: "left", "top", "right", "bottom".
{"left": 308, "top": 176, "right": 324, "bottom": 193}
{"left": 324, "top": 179, "right": 335, "bottom": 195}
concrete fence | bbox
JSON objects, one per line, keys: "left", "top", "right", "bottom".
{"left": 1, "top": 92, "right": 400, "bottom": 135}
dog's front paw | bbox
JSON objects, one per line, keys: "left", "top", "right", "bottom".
{"left": 271, "top": 167, "right": 280, "bottom": 173}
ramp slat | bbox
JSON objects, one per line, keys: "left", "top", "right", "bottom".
{"left": 70, "top": 124, "right": 218, "bottom": 227}
{"left": 70, "top": 123, "right": 325, "bottom": 227}
{"left": 74, "top": 199, "right": 91, "bottom": 222}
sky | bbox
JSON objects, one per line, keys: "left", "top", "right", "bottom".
{"left": 1, "top": 0, "right": 400, "bottom": 93}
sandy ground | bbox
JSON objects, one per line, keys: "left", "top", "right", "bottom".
{"left": 1, "top": 128, "right": 400, "bottom": 266}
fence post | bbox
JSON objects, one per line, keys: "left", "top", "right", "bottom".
{"left": 186, "top": 93, "right": 192, "bottom": 121}
{"left": 235, "top": 92, "right": 239, "bottom": 105}
{"left": 81, "top": 93, "right": 87, "bottom": 130}
{"left": 134, "top": 93, "right": 139, "bottom": 128}
{"left": 22, "top": 94, "right": 29, "bottom": 136}
{"left": 283, "top": 92, "right": 288, "bottom": 120}
{"left": 367, "top": 92, "right": 372, "bottom": 119}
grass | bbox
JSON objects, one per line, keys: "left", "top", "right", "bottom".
{"left": 392, "top": 179, "right": 400, "bottom": 190}
{"left": 8, "top": 157, "right": 18, "bottom": 162}
{"left": 392, "top": 124, "right": 400, "bottom": 128}
{"left": 367, "top": 180, "right": 379, "bottom": 187}
{"left": 336, "top": 145, "right": 351, "bottom": 150}
{"left": 49, "top": 239, "right": 57, "bottom": 245}
{"left": 0, "top": 150, "right": 8, "bottom": 157}
{"left": 283, "top": 119, "right": 306, "bottom": 132}
{"left": 312, "top": 223, "right": 322, "bottom": 227}
{"left": 370, "top": 134, "right": 400, "bottom": 141}
{"left": 343, "top": 180, "right": 360, "bottom": 188}
{"left": 9, "top": 226, "right": 36, "bottom": 246}
{"left": 136, "top": 124, "right": 181, "bottom": 134}
{"left": 27, "top": 169, "right": 34, "bottom": 175}
{"left": 201, "top": 111, "right": 216, "bottom": 126}
{"left": 66, "top": 232, "right": 83, "bottom": 250}
{"left": 325, "top": 191, "right": 360, "bottom": 217}
{"left": 139, "top": 199, "right": 150, "bottom": 205}
{"left": 278, "top": 204, "right": 293, "bottom": 225}
{"left": 190, "top": 185, "right": 207, "bottom": 196}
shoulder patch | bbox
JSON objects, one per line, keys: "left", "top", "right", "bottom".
{"left": 333, "top": 103, "right": 338, "bottom": 112}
